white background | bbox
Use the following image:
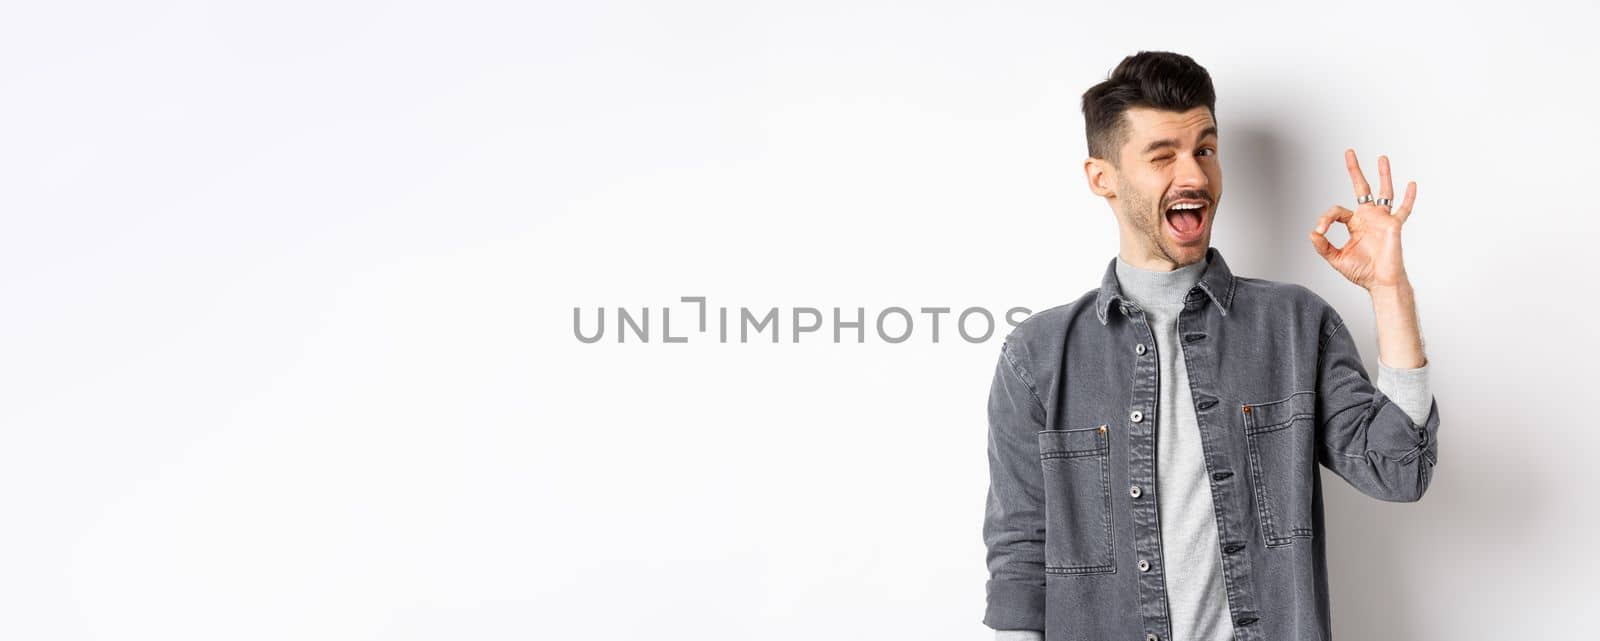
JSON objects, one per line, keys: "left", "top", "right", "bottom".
{"left": 4, "top": 1, "right": 1597, "bottom": 639}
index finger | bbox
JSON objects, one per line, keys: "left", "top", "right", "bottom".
{"left": 1345, "top": 148, "right": 1372, "bottom": 198}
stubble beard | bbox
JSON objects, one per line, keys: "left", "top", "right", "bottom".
{"left": 1120, "top": 186, "right": 1185, "bottom": 267}
{"left": 1120, "top": 182, "right": 1203, "bottom": 266}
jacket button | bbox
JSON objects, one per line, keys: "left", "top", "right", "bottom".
{"left": 1224, "top": 543, "right": 1244, "bottom": 554}
{"left": 1135, "top": 343, "right": 1147, "bottom": 355}
{"left": 1130, "top": 410, "right": 1143, "bottom": 423}
{"left": 1138, "top": 559, "right": 1150, "bottom": 571}
{"left": 1236, "top": 616, "right": 1258, "bottom": 626}
{"left": 1147, "top": 634, "right": 1159, "bottom": 641}
{"left": 1130, "top": 485, "right": 1142, "bottom": 498}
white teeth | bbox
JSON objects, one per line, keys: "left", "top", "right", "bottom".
{"left": 1169, "top": 202, "right": 1205, "bottom": 210}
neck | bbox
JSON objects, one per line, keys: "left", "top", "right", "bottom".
{"left": 1115, "top": 250, "right": 1209, "bottom": 306}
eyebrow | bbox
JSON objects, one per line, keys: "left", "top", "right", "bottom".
{"left": 1141, "top": 125, "right": 1219, "bottom": 155}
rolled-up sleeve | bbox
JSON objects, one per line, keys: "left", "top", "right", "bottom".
{"left": 982, "top": 338, "right": 1048, "bottom": 631}
{"left": 1376, "top": 358, "right": 1432, "bottom": 425}
{"left": 1315, "top": 310, "right": 1440, "bottom": 502}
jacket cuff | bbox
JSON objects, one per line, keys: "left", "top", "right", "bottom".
{"left": 983, "top": 579, "right": 1045, "bottom": 631}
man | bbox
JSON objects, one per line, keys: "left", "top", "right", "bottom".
{"left": 981, "top": 51, "right": 1438, "bottom": 641}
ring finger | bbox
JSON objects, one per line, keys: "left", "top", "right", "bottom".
{"left": 1377, "top": 155, "right": 1395, "bottom": 211}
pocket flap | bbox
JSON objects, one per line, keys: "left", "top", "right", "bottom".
{"left": 1037, "top": 426, "right": 1108, "bottom": 457}
{"left": 1244, "top": 391, "right": 1317, "bottom": 433}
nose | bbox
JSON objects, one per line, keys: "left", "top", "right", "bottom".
{"left": 1174, "top": 153, "right": 1209, "bottom": 192}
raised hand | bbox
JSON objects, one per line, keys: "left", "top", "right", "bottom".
{"left": 1308, "top": 149, "right": 1418, "bottom": 290}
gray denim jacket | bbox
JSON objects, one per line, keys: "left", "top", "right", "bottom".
{"left": 981, "top": 247, "right": 1440, "bottom": 641}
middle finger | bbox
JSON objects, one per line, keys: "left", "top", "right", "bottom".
{"left": 1345, "top": 148, "right": 1372, "bottom": 199}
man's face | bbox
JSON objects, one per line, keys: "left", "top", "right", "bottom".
{"left": 1109, "top": 106, "right": 1222, "bottom": 267}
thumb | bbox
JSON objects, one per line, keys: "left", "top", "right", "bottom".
{"left": 1309, "top": 205, "right": 1347, "bottom": 261}
{"left": 1309, "top": 228, "right": 1336, "bottom": 261}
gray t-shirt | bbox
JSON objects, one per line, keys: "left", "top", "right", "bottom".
{"left": 994, "top": 252, "right": 1432, "bottom": 641}
{"left": 1116, "top": 254, "right": 1233, "bottom": 641}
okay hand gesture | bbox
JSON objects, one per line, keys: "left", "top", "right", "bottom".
{"left": 1308, "top": 149, "right": 1418, "bottom": 290}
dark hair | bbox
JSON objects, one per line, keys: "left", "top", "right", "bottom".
{"left": 1081, "top": 51, "right": 1216, "bottom": 166}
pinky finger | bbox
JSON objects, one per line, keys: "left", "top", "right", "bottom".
{"left": 1394, "top": 181, "right": 1419, "bottom": 222}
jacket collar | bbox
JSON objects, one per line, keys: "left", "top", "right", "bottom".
{"left": 1095, "top": 246, "right": 1237, "bottom": 325}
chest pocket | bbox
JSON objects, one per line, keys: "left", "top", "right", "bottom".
{"left": 1242, "top": 391, "right": 1318, "bottom": 547}
{"left": 1037, "top": 425, "right": 1115, "bottom": 574}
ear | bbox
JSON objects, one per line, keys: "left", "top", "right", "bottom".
{"left": 1084, "top": 157, "right": 1117, "bottom": 199}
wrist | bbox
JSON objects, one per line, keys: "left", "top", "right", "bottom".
{"left": 1368, "top": 277, "right": 1413, "bottom": 296}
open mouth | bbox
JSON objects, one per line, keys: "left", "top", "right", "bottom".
{"left": 1164, "top": 200, "right": 1209, "bottom": 242}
